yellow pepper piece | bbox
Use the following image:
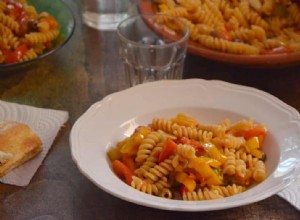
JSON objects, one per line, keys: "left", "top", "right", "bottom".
{"left": 175, "top": 172, "right": 196, "bottom": 192}
{"left": 120, "top": 127, "right": 151, "bottom": 155}
{"left": 246, "top": 137, "right": 260, "bottom": 149}
{"left": 250, "top": 149, "right": 263, "bottom": 159}
{"left": 107, "top": 139, "right": 126, "bottom": 161}
{"left": 158, "top": 4, "right": 169, "bottom": 12}
{"left": 117, "top": 137, "right": 129, "bottom": 149}
{"left": 138, "top": 127, "right": 152, "bottom": 136}
{"left": 120, "top": 136, "right": 140, "bottom": 155}
{"left": 245, "top": 136, "right": 260, "bottom": 153}
{"left": 196, "top": 157, "right": 221, "bottom": 168}
{"left": 171, "top": 118, "right": 196, "bottom": 127}
{"left": 229, "top": 122, "right": 251, "bottom": 133}
{"left": 189, "top": 158, "right": 223, "bottom": 186}
{"left": 107, "top": 147, "right": 122, "bottom": 162}
{"left": 176, "top": 113, "right": 198, "bottom": 123}
{"left": 203, "top": 143, "right": 227, "bottom": 164}
{"left": 245, "top": 137, "right": 263, "bottom": 159}
{"left": 171, "top": 113, "right": 198, "bottom": 127}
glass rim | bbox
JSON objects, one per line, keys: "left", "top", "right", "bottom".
{"left": 117, "top": 14, "right": 190, "bottom": 48}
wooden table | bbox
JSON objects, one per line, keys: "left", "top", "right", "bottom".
{"left": 0, "top": 0, "right": 300, "bottom": 219}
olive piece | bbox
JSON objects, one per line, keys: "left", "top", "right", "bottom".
{"left": 28, "top": 19, "right": 39, "bottom": 32}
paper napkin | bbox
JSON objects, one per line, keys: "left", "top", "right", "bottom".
{"left": 0, "top": 100, "right": 68, "bottom": 187}
{"left": 277, "top": 178, "right": 300, "bottom": 210}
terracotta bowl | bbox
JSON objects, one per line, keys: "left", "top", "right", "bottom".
{"left": 138, "top": 0, "right": 300, "bottom": 67}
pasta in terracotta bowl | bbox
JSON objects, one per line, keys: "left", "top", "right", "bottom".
{"left": 70, "top": 79, "right": 300, "bottom": 211}
{"left": 138, "top": 0, "right": 300, "bottom": 67}
{"left": 0, "top": 0, "right": 75, "bottom": 70}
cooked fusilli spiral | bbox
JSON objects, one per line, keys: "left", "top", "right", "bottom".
{"left": 20, "top": 48, "right": 38, "bottom": 62}
{"left": 213, "top": 134, "right": 245, "bottom": 149}
{"left": 176, "top": 144, "right": 196, "bottom": 159}
{"left": 134, "top": 156, "right": 158, "bottom": 177}
{"left": 197, "top": 35, "right": 260, "bottom": 54}
{"left": 223, "top": 148, "right": 236, "bottom": 175}
{"left": 0, "top": 13, "right": 19, "bottom": 33}
{"left": 0, "top": 1, "right": 6, "bottom": 12}
{"left": 131, "top": 176, "right": 159, "bottom": 195}
{"left": 183, "top": 188, "right": 223, "bottom": 201}
{"left": 213, "top": 184, "right": 245, "bottom": 197}
{"left": 144, "top": 155, "right": 175, "bottom": 182}
{"left": 252, "top": 159, "right": 266, "bottom": 182}
{"left": 151, "top": 118, "right": 174, "bottom": 134}
{"left": 136, "top": 131, "right": 162, "bottom": 164}
{"left": 25, "top": 29, "right": 59, "bottom": 45}
{"left": 235, "top": 159, "right": 247, "bottom": 178}
{"left": 172, "top": 124, "right": 213, "bottom": 142}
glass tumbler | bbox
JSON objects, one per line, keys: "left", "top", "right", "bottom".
{"left": 82, "top": 0, "right": 130, "bottom": 31}
{"left": 117, "top": 14, "right": 190, "bottom": 86}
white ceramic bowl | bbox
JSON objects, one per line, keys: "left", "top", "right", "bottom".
{"left": 70, "top": 79, "right": 300, "bottom": 211}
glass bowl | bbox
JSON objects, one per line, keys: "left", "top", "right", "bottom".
{"left": 0, "top": 0, "right": 75, "bottom": 71}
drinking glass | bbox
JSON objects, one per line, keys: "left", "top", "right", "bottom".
{"left": 82, "top": 0, "right": 133, "bottom": 31}
{"left": 117, "top": 14, "right": 190, "bottom": 86}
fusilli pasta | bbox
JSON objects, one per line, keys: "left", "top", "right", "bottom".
{"left": 108, "top": 113, "right": 268, "bottom": 200}
{"left": 153, "top": 0, "right": 300, "bottom": 54}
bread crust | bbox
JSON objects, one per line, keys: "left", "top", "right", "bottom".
{"left": 0, "top": 121, "right": 42, "bottom": 177}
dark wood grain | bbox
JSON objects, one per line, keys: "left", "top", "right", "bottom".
{"left": 0, "top": 0, "right": 299, "bottom": 219}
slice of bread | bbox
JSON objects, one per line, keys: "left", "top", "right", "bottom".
{"left": 0, "top": 121, "right": 42, "bottom": 177}
{"left": 0, "top": 150, "right": 13, "bottom": 164}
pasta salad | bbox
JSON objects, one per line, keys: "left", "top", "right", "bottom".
{"left": 153, "top": 0, "right": 300, "bottom": 55}
{"left": 107, "top": 113, "right": 267, "bottom": 201}
{"left": 0, "top": 0, "right": 60, "bottom": 64}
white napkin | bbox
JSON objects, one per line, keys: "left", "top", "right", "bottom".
{"left": 277, "top": 178, "right": 300, "bottom": 210}
{"left": 0, "top": 100, "right": 69, "bottom": 187}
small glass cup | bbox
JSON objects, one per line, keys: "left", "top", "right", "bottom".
{"left": 82, "top": 0, "right": 132, "bottom": 31}
{"left": 117, "top": 14, "right": 190, "bottom": 87}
